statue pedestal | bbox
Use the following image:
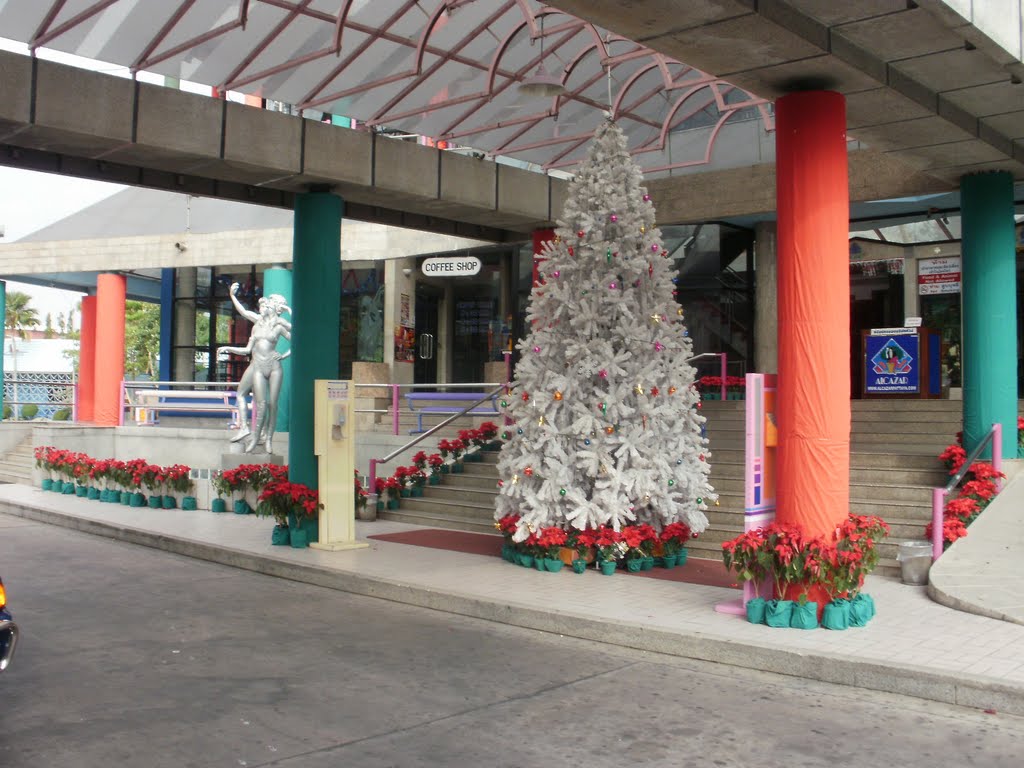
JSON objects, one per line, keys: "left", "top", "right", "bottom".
{"left": 221, "top": 452, "right": 284, "bottom": 470}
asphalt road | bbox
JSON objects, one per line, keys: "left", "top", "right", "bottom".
{"left": 1, "top": 511, "right": 1022, "bottom": 768}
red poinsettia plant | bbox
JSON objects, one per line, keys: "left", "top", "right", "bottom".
{"left": 535, "top": 526, "right": 568, "bottom": 559}
{"left": 660, "top": 522, "right": 692, "bottom": 555}
{"left": 256, "top": 479, "right": 320, "bottom": 527}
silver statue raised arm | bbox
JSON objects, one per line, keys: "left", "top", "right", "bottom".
{"left": 218, "top": 282, "right": 291, "bottom": 453}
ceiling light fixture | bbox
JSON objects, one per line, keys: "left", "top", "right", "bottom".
{"left": 519, "top": 15, "right": 566, "bottom": 98}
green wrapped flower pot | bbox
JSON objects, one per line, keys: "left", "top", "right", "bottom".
{"left": 410, "top": 486, "right": 423, "bottom": 497}
{"left": 642, "top": 556, "right": 655, "bottom": 571}
{"left": 120, "top": 491, "right": 131, "bottom": 505}
{"left": 289, "top": 528, "right": 308, "bottom": 548}
{"left": 661, "top": 553, "right": 678, "bottom": 568}
{"left": 745, "top": 597, "right": 768, "bottom": 625}
{"left": 626, "top": 558, "right": 643, "bottom": 572}
{"left": 375, "top": 500, "right": 385, "bottom": 513}
{"left": 129, "top": 492, "right": 145, "bottom": 508}
{"left": 821, "top": 599, "right": 851, "bottom": 631}
{"left": 75, "top": 485, "right": 89, "bottom": 497}
{"left": 162, "top": 495, "right": 176, "bottom": 509}
{"left": 849, "top": 594, "right": 875, "bottom": 627}
{"left": 87, "top": 487, "right": 101, "bottom": 501}
{"left": 233, "top": 499, "right": 252, "bottom": 515}
{"left": 533, "top": 557, "right": 545, "bottom": 571}
{"left": 211, "top": 498, "right": 227, "bottom": 513}
{"left": 99, "top": 489, "right": 111, "bottom": 502}
{"left": 271, "top": 525, "right": 290, "bottom": 546}
{"left": 676, "top": 548, "right": 688, "bottom": 566}
{"left": 519, "top": 554, "right": 534, "bottom": 568}
{"left": 181, "top": 496, "right": 197, "bottom": 511}
{"left": 571, "top": 559, "right": 587, "bottom": 574}
{"left": 765, "top": 599, "right": 795, "bottom": 628}
{"left": 789, "top": 601, "right": 819, "bottom": 630}
{"left": 41, "top": 479, "right": 53, "bottom": 491}
{"left": 599, "top": 560, "right": 616, "bottom": 576}
{"left": 451, "top": 461, "right": 464, "bottom": 474}
{"left": 440, "top": 464, "right": 450, "bottom": 474}
{"left": 544, "top": 558, "right": 564, "bottom": 573}
{"left": 399, "top": 488, "right": 411, "bottom": 498}
{"left": 63, "top": 483, "right": 76, "bottom": 495}
{"left": 386, "top": 498, "right": 400, "bottom": 510}
{"left": 428, "top": 475, "right": 441, "bottom": 485}
{"left": 148, "top": 495, "right": 162, "bottom": 509}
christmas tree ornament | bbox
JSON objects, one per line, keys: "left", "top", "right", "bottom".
{"left": 522, "top": 392, "right": 530, "bottom": 401}
{"left": 635, "top": 384, "right": 644, "bottom": 394}
{"left": 538, "top": 416, "right": 545, "bottom": 425}
{"left": 651, "top": 387, "right": 660, "bottom": 396}
{"left": 497, "top": 480, "right": 504, "bottom": 487}
{"left": 577, "top": 230, "right": 585, "bottom": 238}
{"left": 533, "top": 345, "right": 541, "bottom": 353}
{"left": 668, "top": 479, "right": 675, "bottom": 486}
{"left": 512, "top": 474, "right": 519, "bottom": 484}
{"left": 517, "top": 428, "right": 524, "bottom": 434}
{"left": 609, "top": 282, "right": 617, "bottom": 289}
{"left": 553, "top": 270, "right": 560, "bottom": 278}
{"left": 668, "top": 386, "right": 677, "bottom": 395}
{"left": 554, "top": 391, "right": 563, "bottom": 401}
{"left": 604, "top": 425, "right": 615, "bottom": 434}
{"left": 500, "top": 400, "right": 508, "bottom": 408}
{"left": 643, "top": 194, "right": 651, "bottom": 202}
{"left": 651, "top": 314, "right": 661, "bottom": 323}
{"left": 676, "top": 459, "right": 683, "bottom": 465}
{"left": 559, "top": 488, "right": 567, "bottom": 496}
{"left": 654, "top": 341, "right": 664, "bottom": 351}
{"left": 502, "top": 431, "right": 511, "bottom": 440}
{"left": 598, "top": 369, "right": 608, "bottom": 378}
{"left": 524, "top": 467, "right": 534, "bottom": 477}
{"left": 610, "top": 213, "right": 618, "bottom": 222}
{"left": 584, "top": 439, "right": 591, "bottom": 446}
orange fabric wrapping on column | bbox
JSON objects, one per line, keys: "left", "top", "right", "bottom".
{"left": 94, "top": 275, "right": 126, "bottom": 426}
{"left": 775, "top": 91, "right": 850, "bottom": 538}
{"left": 78, "top": 296, "right": 97, "bottom": 423}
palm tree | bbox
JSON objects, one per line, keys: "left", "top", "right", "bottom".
{"left": 4, "top": 291, "right": 40, "bottom": 419}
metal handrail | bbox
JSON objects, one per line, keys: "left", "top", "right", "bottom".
{"left": 930, "top": 422, "right": 1003, "bottom": 561}
{"left": 367, "top": 384, "right": 508, "bottom": 493}
{"left": 687, "top": 352, "right": 728, "bottom": 399}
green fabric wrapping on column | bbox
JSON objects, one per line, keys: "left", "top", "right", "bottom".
{"left": 961, "top": 172, "right": 1019, "bottom": 459}
{"left": 263, "top": 267, "right": 293, "bottom": 433}
{"left": 289, "top": 192, "right": 343, "bottom": 489}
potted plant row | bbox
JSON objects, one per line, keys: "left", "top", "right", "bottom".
{"left": 721, "top": 514, "right": 890, "bottom": 630}
{"left": 495, "top": 516, "right": 694, "bottom": 576}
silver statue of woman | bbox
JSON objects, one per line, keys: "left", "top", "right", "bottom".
{"left": 218, "top": 283, "right": 291, "bottom": 453}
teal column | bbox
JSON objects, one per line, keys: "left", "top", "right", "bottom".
{"left": 263, "top": 266, "right": 293, "bottom": 433}
{"left": 0, "top": 281, "right": 5, "bottom": 422}
{"left": 961, "top": 171, "right": 1018, "bottom": 459}
{"left": 290, "top": 191, "right": 342, "bottom": 489}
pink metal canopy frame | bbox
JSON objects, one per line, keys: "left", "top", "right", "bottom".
{"left": 8, "top": 0, "right": 773, "bottom": 175}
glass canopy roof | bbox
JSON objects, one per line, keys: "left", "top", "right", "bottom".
{"left": 0, "top": 0, "right": 772, "bottom": 174}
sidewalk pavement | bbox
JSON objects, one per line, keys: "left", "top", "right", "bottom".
{"left": 2, "top": 481, "right": 1024, "bottom": 716}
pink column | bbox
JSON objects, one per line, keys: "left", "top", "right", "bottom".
{"left": 94, "top": 274, "right": 126, "bottom": 426}
{"left": 78, "top": 296, "right": 97, "bottom": 423}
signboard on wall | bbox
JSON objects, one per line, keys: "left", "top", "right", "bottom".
{"left": 421, "top": 256, "right": 481, "bottom": 276}
{"left": 918, "top": 256, "right": 961, "bottom": 295}
{"left": 865, "top": 333, "right": 920, "bottom": 393}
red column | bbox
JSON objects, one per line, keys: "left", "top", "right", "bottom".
{"left": 94, "top": 274, "right": 126, "bottom": 426}
{"left": 78, "top": 296, "right": 97, "bottom": 422}
{"left": 775, "top": 91, "right": 850, "bottom": 538}
{"left": 532, "top": 228, "right": 555, "bottom": 287}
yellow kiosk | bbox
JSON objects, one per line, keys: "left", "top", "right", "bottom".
{"left": 310, "top": 379, "right": 368, "bottom": 551}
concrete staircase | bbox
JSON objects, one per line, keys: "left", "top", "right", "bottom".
{"left": 0, "top": 434, "right": 35, "bottom": 484}
{"left": 376, "top": 398, "right": 963, "bottom": 576}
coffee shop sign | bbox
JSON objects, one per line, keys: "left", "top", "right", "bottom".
{"left": 421, "top": 256, "right": 481, "bottom": 277}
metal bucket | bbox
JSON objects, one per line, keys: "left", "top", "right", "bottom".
{"left": 897, "top": 540, "right": 933, "bottom": 585}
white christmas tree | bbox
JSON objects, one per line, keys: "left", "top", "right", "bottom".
{"left": 495, "top": 119, "right": 714, "bottom": 542}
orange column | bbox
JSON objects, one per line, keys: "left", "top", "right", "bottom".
{"left": 775, "top": 90, "right": 850, "bottom": 538}
{"left": 93, "top": 275, "right": 126, "bottom": 426}
{"left": 78, "top": 296, "right": 97, "bottom": 422}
